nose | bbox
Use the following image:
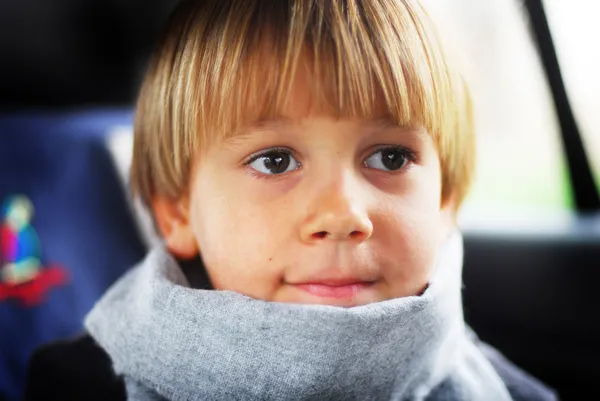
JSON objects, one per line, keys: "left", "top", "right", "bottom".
{"left": 300, "top": 176, "right": 373, "bottom": 244}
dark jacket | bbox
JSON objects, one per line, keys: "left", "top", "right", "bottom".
{"left": 23, "top": 333, "right": 558, "bottom": 401}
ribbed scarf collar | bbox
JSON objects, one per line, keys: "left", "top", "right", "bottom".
{"left": 85, "top": 232, "right": 511, "bottom": 400}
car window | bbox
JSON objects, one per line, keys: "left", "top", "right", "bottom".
{"left": 423, "top": 0, "right": 572, "bottom": 215}
{"left": 544, "top": 0, "right": 600, "bottom": 193}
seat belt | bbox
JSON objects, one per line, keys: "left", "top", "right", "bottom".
{"left": 523, "top": 0, "right": 600, "bottom": 213}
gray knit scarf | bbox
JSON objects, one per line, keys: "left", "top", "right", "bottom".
{"left": 85, "top": 232, "right": 512, "bottom": 401}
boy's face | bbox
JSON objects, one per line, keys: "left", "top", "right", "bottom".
{"left": 158, "top": 72, "right": 455, "bottom": 308}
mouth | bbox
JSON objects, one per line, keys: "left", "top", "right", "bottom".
{"left": 291, "top": 280, "right": 376, "bottom": 299}
{"left": 294, "top": 283, "right": 373, "bottom": 299}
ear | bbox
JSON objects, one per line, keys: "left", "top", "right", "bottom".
{"left": 152, "top": 196, "right": 199, "bottom": 259}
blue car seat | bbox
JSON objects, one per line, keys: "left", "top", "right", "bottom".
{"left": 0, "top": 110, "right": 146, "bottom": 400}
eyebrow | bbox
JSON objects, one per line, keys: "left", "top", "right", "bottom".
{"left": 365, "top": 117, "right": 400, "bottom": 129}
{"left": 245, "top": 117, "right": 297, "bottom": 132}
{"left": 364, "top": 117, "right": 425, "bottom": 137}
{"left": 223, "top": 115, "right": 421, "bottom": 144}
{"left": 223, "top": 116, "right": 295, "bottom": 142}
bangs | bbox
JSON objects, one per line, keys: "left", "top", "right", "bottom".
{"left": 132, "top": 0, "right": 473, "bottom": 208}
{"left": 172, "top": 0, "right": 455, "bottom": 149}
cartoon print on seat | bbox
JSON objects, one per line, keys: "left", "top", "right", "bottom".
{"left": 0, "top": 195, "right": 68, "bottom": 306}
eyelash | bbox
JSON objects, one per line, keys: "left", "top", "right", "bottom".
{"left": 242, "top": 145, "right": 418, "bottom": 179}
{"left": 243, "top": 147, "right": 300, "bottom": 180}
{"left": 368, "top": 145, "right": 419, "bottom": 164}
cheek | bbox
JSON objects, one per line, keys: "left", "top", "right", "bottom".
{"left": 376, "top": 198, "right": 443, "bottom": 264}
{"left": 188, "top": 175, "right": 286, "bottom": 294}
{"left": 389, "top": 164, "right": 445, "bottom": 235}
{"left": 374, "top": 203, "right": 444, "bottom": 296}
{"left": 374, "top": 168, "right": 446, "bottom": 289}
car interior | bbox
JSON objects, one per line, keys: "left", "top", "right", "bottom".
{"left": 1, "top": 0, "right": 598, "bottom": 400}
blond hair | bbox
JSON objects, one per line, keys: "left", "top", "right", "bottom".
{"left": 131, "top": 0, "right": 475, "bottom": 211}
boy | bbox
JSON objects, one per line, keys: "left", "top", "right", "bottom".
{"left": 24, "top": 0, "right": 558, "bottom": 400}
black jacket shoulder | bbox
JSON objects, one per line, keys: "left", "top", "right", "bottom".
{"left": 477, "top": 341, "right": 559, "bottom": 401}
{"left": 23, "top": 334, "right": 125, "bottom": 401}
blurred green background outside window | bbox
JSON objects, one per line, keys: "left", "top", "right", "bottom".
{"left": 425, "top": 0, "right": 598, "bottom": 215}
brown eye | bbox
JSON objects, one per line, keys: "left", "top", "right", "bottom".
{"left": 364, "top": 147, "right": 412, "bottom": 171}
{"left": 248, "top": 149, "right": 300, "bottom": 175}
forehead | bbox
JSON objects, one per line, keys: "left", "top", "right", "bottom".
{"left": 220, "top": 114, "right": 430, "bottom": 156}
{"left": 230, "top": 115, "right": 402, "bottom": 138}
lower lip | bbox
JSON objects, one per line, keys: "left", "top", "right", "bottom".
{"left": 294, "top": 283, "right": 372, "bottom": 299}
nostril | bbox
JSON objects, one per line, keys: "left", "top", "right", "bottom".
{"left": 350, "top": 231, "right": 362, "bottom": 238}
{"left": 313, "top": 231, "right": 328, "bottom": 239}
